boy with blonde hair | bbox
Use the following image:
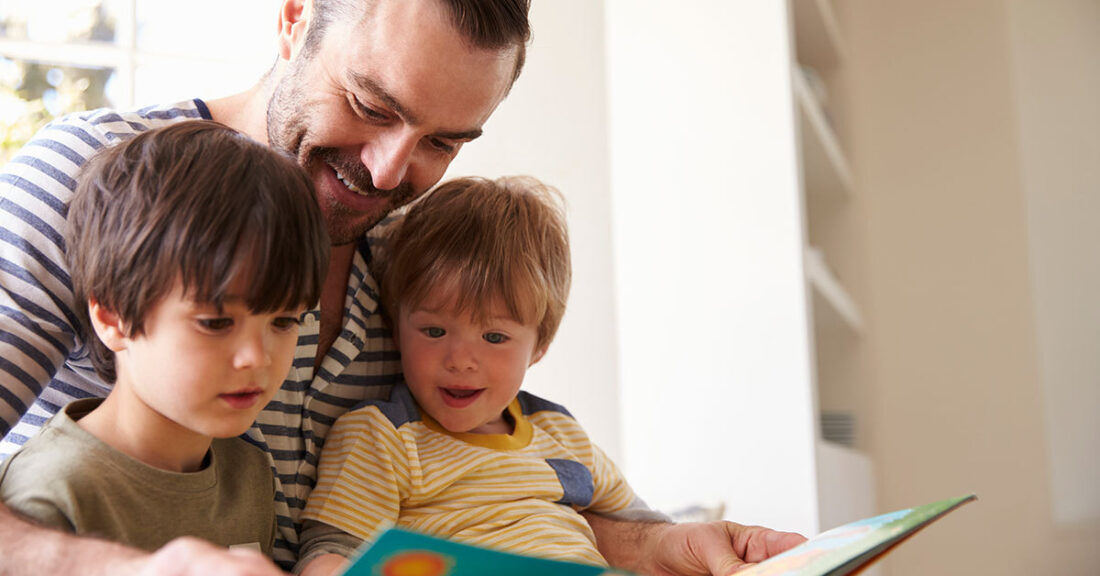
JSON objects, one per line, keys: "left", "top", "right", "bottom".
{"left": 297, "top": 176, "right": 641, "bottom": 574}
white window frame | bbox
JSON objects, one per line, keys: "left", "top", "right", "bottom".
{"left": 0, "top": 1, "right": 270, "bottom": 109}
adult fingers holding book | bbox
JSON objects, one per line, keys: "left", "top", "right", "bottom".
{"left": 648, "top": 520, "right": 807, "bottom": 576}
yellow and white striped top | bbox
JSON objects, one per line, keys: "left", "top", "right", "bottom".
{"left": 302, "top": 384, "right": 637, "bottom": 566}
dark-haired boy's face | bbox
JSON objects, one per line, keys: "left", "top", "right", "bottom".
{"left": 109, "top": 278, "right": 304, "bottom": 445}
{"left": 267, "top": 0, "right": 518, "bottom": 244}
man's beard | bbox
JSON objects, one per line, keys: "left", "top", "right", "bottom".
{"left": 310, "top": 146, "right": 418, "bottom": 244}
{"left": 267, "top": 64, "right": 417, "bottom": 244}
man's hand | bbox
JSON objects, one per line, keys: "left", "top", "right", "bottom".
{"left": 587, "top": 513, "right": 806, "bottom": 576}
{"left": 648, "top": 520, "right": 806, "bottom": 576}
{"left": 131, "top": 538, "right": 287, "bottom": 576}
{"left": 0, "top": 502, "right": 286, "bottom": 576}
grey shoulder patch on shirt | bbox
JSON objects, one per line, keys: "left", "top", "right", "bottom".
{"left": 354, "top": 382, "right": 422, "bottom": 429}
{"left": 516, "top": 391, "right": 574, "bottom": 419}
{"left": 546, "top": 458, "right": 594, "bottom": 508}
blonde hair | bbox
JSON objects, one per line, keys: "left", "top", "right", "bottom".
{"left": 381, "top": 176, "right": 570, "bottom": 349}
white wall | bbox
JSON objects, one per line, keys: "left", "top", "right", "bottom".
{"left": 606, "top": 0, "right": 820, "bottom": 535}
{"left": 1009, "top": 0, "right": 1100, "bottom": 526}
{"left": 443, "top": 1, "right": 623, "bottom": 461}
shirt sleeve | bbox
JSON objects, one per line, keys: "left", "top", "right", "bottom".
{"left": 301, "top": 406, "right": 407, "bottom": 545}
{"left": 293, "top": 520, "right": 364, "bottom": 574}
{"left": 0, "top": 118, "right": 100, "bottom": 435}
{"left": 0, "top": 442, "right": 78, "bottom": 532}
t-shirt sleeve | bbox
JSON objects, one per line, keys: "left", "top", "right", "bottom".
{"left": 0, "top": 447, "right": 78, "bottom": 532}
{"left": 293, "top": 520, "right": 364, "bottom": 574}
{"left": 301, "top": 406, "right": 407, "bottom": 545}
{"left": 586, "top": 442, "right": 640, "bottom": 515}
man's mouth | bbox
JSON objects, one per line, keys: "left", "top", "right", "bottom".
{"left": 334, "top": 167, "right": 369, "bottom": 196}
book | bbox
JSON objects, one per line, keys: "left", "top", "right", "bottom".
{"left": 339, "top": 494, "right": 975, "bottom": 576}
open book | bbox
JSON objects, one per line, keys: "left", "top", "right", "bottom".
{"left": 339, "top": 494, "right": 975, "bottom": 576}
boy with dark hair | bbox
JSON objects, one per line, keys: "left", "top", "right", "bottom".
{"left": 0, "top": 121, "right": 328, "bottom": 561}
{"left": 296, "top": 176, "right": 641, "bottom": 574}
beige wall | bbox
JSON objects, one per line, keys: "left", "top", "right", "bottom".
{"left": 837, "top": 0, "right": 1100, "bottom": 574}
{"left": 1009, "top": 0, "right": 1100, "bottom": 527}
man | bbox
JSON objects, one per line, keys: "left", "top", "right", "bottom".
{"left": 0, "top": 1, "right": 804, "bottom": 574}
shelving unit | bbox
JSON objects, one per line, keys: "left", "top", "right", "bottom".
{"left": 805, "top": 247, "right": 862, "bottom": 334}
{"left": 791, "top": 0, "right": 877, "bottom": 542}
{"left": 793, "top": 68, "right": 855, "bottom": 199}
{"left": 791, "top": 0, "right": 846, "bottom": 69}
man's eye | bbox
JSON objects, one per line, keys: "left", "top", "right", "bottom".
{"left": 428, "top": 137, "right": 456, "bottom": 153}
{"left": 351, "top": 95, "right": 387, "bottom": 121}
{"left": 483, "top": 332, "right": 507, "bottom": 344}
{"left": 424, "top": 327, "right": 445, "bottom": 338}
{"left": 198, "top": 317, "right": 233, "bottom": 331}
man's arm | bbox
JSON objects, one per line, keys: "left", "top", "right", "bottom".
{"left": 586, "top": 512, "right": 806, "bottom": 576}
{"left": 0, "top": 502, "right": 287, "bottom": 576}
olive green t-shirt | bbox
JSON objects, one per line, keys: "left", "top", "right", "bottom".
{"left": 0, "top": 398, "right": 276, "bottom": 555}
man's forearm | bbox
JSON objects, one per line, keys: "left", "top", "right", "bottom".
{"left": 0, "top": 502, "right": 144, "bottom": 576}
{"left": 584, "top": 511, "right": 669, "bottom": 573}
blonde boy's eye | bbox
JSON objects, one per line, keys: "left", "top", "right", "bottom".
{"left": 483, "top": 332, "right": 507, "bottom": 344}
{"left": 424, "top": 327, "right": 445, "bottom": 338}
{"left": 198, "top": 317, "right": 233, "bottom": 332}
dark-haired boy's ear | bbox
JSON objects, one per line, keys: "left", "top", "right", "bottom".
{"left": 529, "top": 344, "right": 549, "bottom": 367}
{"left": 88, "top": 300, "right": 128, "bottom": 353}
{"left": 277, "top": 0, "right": 311, "bottom": 61}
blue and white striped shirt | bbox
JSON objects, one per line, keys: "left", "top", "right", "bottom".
{"left": 0, "top": 100, "right": 402, "bottom": 569}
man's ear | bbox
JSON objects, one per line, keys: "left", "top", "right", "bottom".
{"left": 88, "top": 300, "right": 128, "bottom": 353}
{"left": 529, "top": 344, "right": 549, "bottom": 367}
{"left": 277, "top": 0, "right": 313, "bottom": 61}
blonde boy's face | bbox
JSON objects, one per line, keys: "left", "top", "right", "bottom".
{"left": 111, "top": 279, "right": 302, "bottom": 442}
{"left": 397, "top": 288, "right": 546, "bottom": 435}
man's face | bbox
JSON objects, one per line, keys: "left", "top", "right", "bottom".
{"left": 267, "top": 0, "right": 518, "bottom": 244}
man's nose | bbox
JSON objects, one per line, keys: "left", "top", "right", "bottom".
{"left": 360, "top": 130, "right": 417, "bottom": 191}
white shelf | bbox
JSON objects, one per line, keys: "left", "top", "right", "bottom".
{"left": 794, "top": 68, "right": 855, "bottom": 199}
{"left": 805, "top": 247, "right": 863, "bottom": 334}
{"left": 816, "top": 439, "right": 876, "bottom": 526}
{"left": 792, "top": 0, "right": 846, "bottom": 70}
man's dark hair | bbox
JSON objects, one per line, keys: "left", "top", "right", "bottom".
{"left": 305, "top": 0, "right": 532, "bottom": 83}
{"left": 66, "top": 120, "right": 329, "bottom": 383}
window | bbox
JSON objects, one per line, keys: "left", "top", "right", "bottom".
{"left": 0, "top": 0, "right": 276, "bottom": 162}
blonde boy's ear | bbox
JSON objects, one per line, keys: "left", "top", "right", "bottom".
{"left": 277, "top": 0, "right": 313, "bottom": 61}
{"left": 88, "top": 300, "right": 128, "bottom": 353}
{"left": 529, "top": 344, "right": 549, "bottom": 367}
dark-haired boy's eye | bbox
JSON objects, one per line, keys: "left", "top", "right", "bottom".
{"left": 198, "top": 317, "right": 233, "bottom": 332}
{"left": 483, "top": 332, "right": 507, "bottom": 344}
{"left": 273, "top": 316, "right": 303, "bottom": 331}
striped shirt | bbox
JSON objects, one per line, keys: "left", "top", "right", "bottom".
{"left": 301, "top": 384, "right": 638, "bottom": 567}
{"left": 0, "top": 100, "right": 403, "bottom": 569}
